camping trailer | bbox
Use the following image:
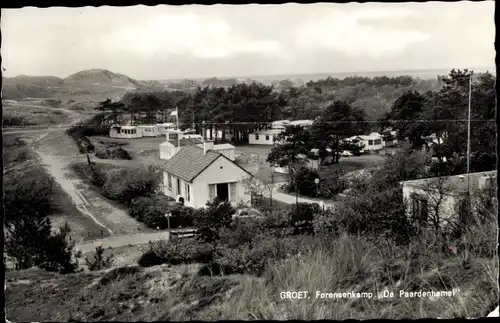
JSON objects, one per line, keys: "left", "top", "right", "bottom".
{"left": 109, "top": 125, "right": 142, "bottom": 139}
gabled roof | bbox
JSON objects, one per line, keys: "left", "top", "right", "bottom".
{"left": 161, "top": 145, "right": 253, "bottom": 182}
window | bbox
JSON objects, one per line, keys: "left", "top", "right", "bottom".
{"left": 177, "top": 178, "right": 181, "bottom": 196}
{"left": 185, "top": 183, "right": 191, "bottom": 201}
{"left": 209, "top": 184, "right": 216, "bottom": 201}
{"left": 265, "top": 135, "right": 270, "bottom": 141}
{"left": 255, "top": 134, "right": 260, "bottom": 140}
{"left": 374, "top": 139, "right": 382, "bottom": 145}
{"left": 167, "top": 173, "right": 172, "bottom": 190}
{"left": 368, "top": 140, "right": 374, "bottom": 146}
{"left": 145, "top": 128, "right": 151, "bottom": 132}
{"left": 411, "top": 195, "right": 429, "bottom": 226}
{"left": 229, "top": 183, "right": 236, "bottom": 202}
{"left": 273, "top": 135, "right": 277, "bottom": 142}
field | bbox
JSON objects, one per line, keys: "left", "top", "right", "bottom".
{"left": 3, "top": 103, "right": 74, "bottom": 126}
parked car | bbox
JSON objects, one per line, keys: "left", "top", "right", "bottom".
{"left": 341, "top": 150, "right": 353, "bottom": 157}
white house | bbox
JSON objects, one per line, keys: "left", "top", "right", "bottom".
{"left": 271, "top": 120, "right": 290, "bottom": 130}
{"left": 137, "top": 125, "right": 160, "bottom": 137}
{"left": 109, "top": 125, "right": 142, "bottom": 139}
{"left": 402, "top": 171, "right": 497, "bottom": 228}
{"left": 161, "top": 142, "right": 253, "bottom": 208}
{"left": 356, "top": 132, "right": 384, "bottom": 152}
{"left": 157, "top": 123, "right": 176, "bottom": 135}
{"left": 249, "top": 129, "right": 284, "bottom": 145}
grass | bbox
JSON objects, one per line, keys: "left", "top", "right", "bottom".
{"left": 6, "top": 229, "right": 497, "bottom": 321}
{"left": 252, "top": 197, "right": 290, "bottom": 213}
{"left": 3, "top": 134, "right": 106, "bottom": 243}
{"left": 3, "top": 104, "right": 72, "bottom": 126}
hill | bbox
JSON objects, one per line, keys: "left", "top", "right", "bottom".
{"left": 2, "top": 69, "right": 163, "bottom": 100}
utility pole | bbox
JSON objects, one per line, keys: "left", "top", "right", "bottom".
{"left": 467, "top": 73, "right": 472, "bottom": 196}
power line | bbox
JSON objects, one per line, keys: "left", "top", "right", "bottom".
{"left": 175, "top": 119, "right": 495, "bottom": 126}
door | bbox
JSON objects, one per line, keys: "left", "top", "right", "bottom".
{"left": 216, "top": 183, "right": 229, "bottom": 201}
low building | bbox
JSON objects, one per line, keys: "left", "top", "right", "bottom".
{"left": 161, "top": 143, "right": 253, "bottom": 208}
{"left": 136, "top": 125, "right": 160, "bottom": 137}
{"left": 352, "top": 132, "right": 383, "bottom": 152}
{"left": 159, "top": 130, "right": 203, "bottom": 160}
{"left": 382, "top": 131, "right": 398, "bottom": 147}
{"left": 109, "top": 125, "right": 142, "bottom": 139}
{"left": 402, "top": 171, "right": 497, "bottom": 228}
{"left": 195, "top": 143, "right": 236, "bottom": 161}
{"left": 157, "top": 123, "right": 176, "bottom": 135}
{"left": 249, "top": 129, "right": 284, "bottom": 145}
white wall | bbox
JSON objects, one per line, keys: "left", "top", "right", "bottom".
{"left": 217, "top": 148, "right": 236, "bottom": 161}
{"left": 159, "top": 144, "right": 181, "bottom": 160}
{"left": 138, "top": 126, "right": 160, "bottom": 137}
{"left": 163, "top": 172, "right": 195, "bottom": 207}
{"left": 361, "top": 138, "right": 384, "bottom": 151}
{"left": 248, "top": 132, "right": 279, "bottom": 145}
{"left": 193, "top": 156, "right": 251, "bottom": 208}
{"left": 402, "top": 184, "right": 458, "bottom": 227}
{"left": 109, "top": 127, "right": 142, "bottom": 139}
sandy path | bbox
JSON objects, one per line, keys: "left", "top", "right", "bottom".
{"left": 33, "top": 131, "right": 155, "bottom": 236}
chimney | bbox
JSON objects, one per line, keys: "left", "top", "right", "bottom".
{"left": 203, "top": 139, "right": 214, "bottom": 154}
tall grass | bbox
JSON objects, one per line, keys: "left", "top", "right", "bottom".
{"left": 216, "top": 227, "right": 498, "bottom": 320}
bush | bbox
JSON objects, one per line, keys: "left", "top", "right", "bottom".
{"left": 95, "top": 147, "right": 132, "bottom": 160}
{"left": 214, "top": 232, "right": 313, "bottom": 276}
{"left": 193, "top": 198, "right": 235, "bottom": 243}
{"left": 129, "top": 195, "right": 194, "bottom": 229}
{"left": 100, "top": 165, "right": 160, "bottom": 205}
{"left": 291, "top": 168, "right": 320, "bottom": 197}
{"left": 85, "top": 246, "right": 114, "bottom": 271}
{"left": 138, "top": 238, "right": 215, "bottom": 267}
{"left": 285, "top": 203, "right": 320, "bottom": 234}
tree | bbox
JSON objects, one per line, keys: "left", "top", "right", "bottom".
{"left": 240, "top": 175, "right": 267, "bottom": 203}
{"left": 385, "top": 90, "right": 428, "bottom": 150}
{"left": 193, "top": 198, "right": 236, "bottom": 243}
{"left": 94, "top": 99, "right": 126, "bottom": 125}
{"left": 266, "top": 125, "right": 313, "bottom": 170}
{"left": 311, "top": 100, "right": 368, "bottom": 164}
{"left": 5, "top": 218, "right": 79, "bottom": 273}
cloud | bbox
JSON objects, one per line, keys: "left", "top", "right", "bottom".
{"left": 294, "top": 7, "right": 430, "bottom": 58}
{"left": 94, "top": 12, "right": 286, "bottom": 59}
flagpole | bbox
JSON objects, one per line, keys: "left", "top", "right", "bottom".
{"left": 176, "top": 106, "right": 180, "bottom": 147}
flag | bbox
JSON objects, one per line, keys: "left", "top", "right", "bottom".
{"left": 170, "top": 110, "right": 177, "bottom": 117}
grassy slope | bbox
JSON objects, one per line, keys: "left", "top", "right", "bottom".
{"left": 6, "top": 233, "right": 498, "bottom": 321}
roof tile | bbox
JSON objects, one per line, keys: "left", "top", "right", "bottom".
{"left": 161, "top": 145, "right": 221, "bottom": 182}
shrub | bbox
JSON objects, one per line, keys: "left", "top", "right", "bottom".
{"left": 129, "top": 195, "right": 194, "bottom": 229}
{"left": 193, "top": 198, "right": 235, "bottom": 243}
{"left": 214, "top": 232, "right": 313, "bottom": 276}
{"left": 291, "top": 167, "right": 320, "bottom": 197}
{"left": 95, "top": 147, "right": 132, "bottom": 160}
{"left": 284, "top": 203, "right": 320, "bottom": 234}
{"left": 100, "top": 165, "right": 160, "bottom": 205}
{"left": 138, "top": 238, "right": 214, "bottom": 267}
{"left": 85, "top": 246, "right": 114, "bottom": 271}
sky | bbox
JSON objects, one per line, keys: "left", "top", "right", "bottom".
{"left": 1, "top": 2, "right": 495, "bottom": 80}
